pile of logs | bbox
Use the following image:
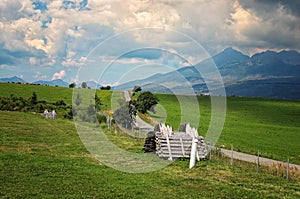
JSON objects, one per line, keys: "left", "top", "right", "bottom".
{"left": 143, "top": 123, "right": 207, "bottom": 160}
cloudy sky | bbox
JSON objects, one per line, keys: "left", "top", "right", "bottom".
{"left": 0, "top": 0, "right": 300, "bottom": 84}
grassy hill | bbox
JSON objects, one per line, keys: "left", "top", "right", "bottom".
{"left": 0, "top": 83, "right": 112, "bottom": 110}
{"left": 154, "top": 94, "right": 300, "bottom": 164}
{"left": 1, "top": 83, "right": 299, "bottom": 164}
{"left": 1, "top": 111, "right": 299, "bottom": 198}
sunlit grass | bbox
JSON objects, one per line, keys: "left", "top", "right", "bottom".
{"left": 1, "top": 111, "right": 299, "bottom": 198}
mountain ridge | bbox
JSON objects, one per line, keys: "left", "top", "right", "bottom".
{"left": 116, "top": 47, "right": 300, "bottom": 100}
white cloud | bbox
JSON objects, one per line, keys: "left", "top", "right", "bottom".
{"left": 1, "top": 0, "right": 300, "bottom": 82}
{"left": 0, "top": 64, "right": 11, "bottom": 69}
{"left": 34, "top": 70, "right": 47, "bottom": 80}
{"left": 52, "top": 70, "right": 66, "bottom": 80}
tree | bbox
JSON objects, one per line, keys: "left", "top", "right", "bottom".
{"left": 113, "top": 100, "right": 136, "bottom": 129}
{"left": 75, "top": 93, "right": 82, "bottom": 106}
{"left": 29, "top": 92, "right": 38, "bottom": 105}
{"left": 69, "top": 82, "right": 76, "bottom": 88}
{"left": 132, "top": 86, "right": 142, "bottom": 92}
{"left": 135, "top": 91, "right": 158, "bottom": 114}
{"left": 100, "top": 85, "right": 111, "bottom": 90}
{"left": 94, "top": 94, "right": 102, "bottom": 111}
{"left": 81, "top": 82, "right": 87, "bottom": 88}
{"left": 87, "top": 104, "right": 96, "bottom": 115}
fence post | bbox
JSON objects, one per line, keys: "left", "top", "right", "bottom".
{"left": 256, "top": 150, "right": 260, "bottom": 173}
{"left": 231, "top": 144, "right": 234, "bottom": 165}
{"left": 286, "top": 158, "right": 289, "bottom": 180}
{"left": 189, "top": 138, "right": 198, "bottom": 168}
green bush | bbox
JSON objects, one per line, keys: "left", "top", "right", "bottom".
{"left": 96, "top": 114, "right": 107, "bottom": 124}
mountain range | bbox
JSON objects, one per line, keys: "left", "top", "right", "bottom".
{"left": 116, "top": 47, "right": 300, "bottom": 100}
{"left": 0, "top": 76, "right": 70, "bottom": 87}
{"left": 1, "top": 48, "right": 300, "bottom": 100}
{"left": 32, "top": 79, "right": 69, "bottom": 87}
{"left": 0, "top": 77, "right": 101, "bottom": 89}
{"left": 0, "top": 76, "right": 26, "bottom": 83}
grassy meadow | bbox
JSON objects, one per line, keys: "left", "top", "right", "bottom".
{"left": 1, "top": 111, "right": 300, "bottom": 198}
{"left": 0, "top": 82, "right": 112, "bottom": 110}
{"left": 1, "top": 83, "right": 300, "bottom": 197}
{"left": 1, "top": 83, "right": 299, "bottom": 164}
{"left": 154, "top": 94, "right": 300, "bottom": 164}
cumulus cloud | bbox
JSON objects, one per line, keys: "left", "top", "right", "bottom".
{"left": 1, "top": 0, "right": 300, "bottom": 82}
{"left": 52, "top": 70, "right": 66, "bottom": 80}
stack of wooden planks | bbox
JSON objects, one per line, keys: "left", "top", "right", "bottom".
{"left": 155, "top": 132, "right": 207, "bottom": 160}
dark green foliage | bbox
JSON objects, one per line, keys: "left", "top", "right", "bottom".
{"left": 81, "top": 82, "right": 87, "bottom": 88}
{"left": 87, "top": 104, "right": 96, "bottom": 115}
{"left": 75, "top": 93, "right": 82, "bottom": 106}
{"left": 64, "top": 107, "right": 75, "bottom": 119}
{"left": 135, "top": 91, "right": 159, "bottom": 114}
{"left": 55, "top": 100, "right": 66, "bottom": 106}
{"left": 69, "top": 82, "right": 76, "bottom": 88}
{"left": 94, "top": 94, "right": 102, "bottom": 111}
{"left": 0, "top": 93, "right": 72, "bottom": 119}
{"left": 100, "top": 85, "right": 111, "bottom": 90}
{"left": 29, "top": 92, "right": 38, "bottom": 105}
{"left": 96, "top": 114, "right": 107, "bottom": 124}
{"left": 113, "top": 100, "right": 136, "bottom": 128}
{"left": 132, "top": 86, "right": 142, "bottom": 92}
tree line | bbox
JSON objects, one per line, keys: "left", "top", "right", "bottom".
{"left": 69, "top": 82, "right": 111, "bottom": 90}
{"left": 0, "top": 92, "right": 73, "bottom": 119}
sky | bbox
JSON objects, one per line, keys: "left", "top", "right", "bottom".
{"left": 0, "top": 0, "right": 300, "bottom": 85}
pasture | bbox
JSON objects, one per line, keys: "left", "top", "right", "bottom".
{"left": 154, "top": 94, "right": 300, "bottom": 164}
{"left": 1, "top": 83, "right": 299, "bottom": 164}
{"left": 1, "top": 111, "right": 299, "bottom": 198}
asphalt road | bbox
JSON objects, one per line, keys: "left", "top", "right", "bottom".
{"left": 124, "top": 91, "right": 154, "bottom": 132}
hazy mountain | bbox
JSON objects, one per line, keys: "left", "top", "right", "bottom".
{"left": 204, "top": 47, "right": 250, "bottom": 68}
{"left": 225, "top": 77, "right": 300, "bottom": 100}
{"left": 116, "top": 47, "right": 300, "bottom": 100}
{"left": 0, "top": 76, "right": 26, "bottom": 83}
{"left": 33, "top": 79, "right": 69, "bottom": 87}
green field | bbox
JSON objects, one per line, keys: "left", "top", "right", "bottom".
{"left": 154, "top": 94, "right": 300, "bottom": 164}
{"left": 0, "top": 83, "right": 112, "bottom": 110}
{"left": 1, "top": 83, "right": 300, "bottom": 164}
{"left": 1, "top": 111, "right": 300, "bottom": 198}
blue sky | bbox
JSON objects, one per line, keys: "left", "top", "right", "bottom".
{"left": 0, "top": 0, "right": 300, "bottom": 85}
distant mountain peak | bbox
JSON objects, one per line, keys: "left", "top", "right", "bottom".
{"left": 211, "top": 47, "right": 250, "bottom": 67}
{"left": 251, "top": 49, "right": 300, "bottom": 65}
{"left": 0, "top": 76, "right": 26, "bottom": 83}
{"left": 223, "top": 47, "right": 237, "bottom": 52}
